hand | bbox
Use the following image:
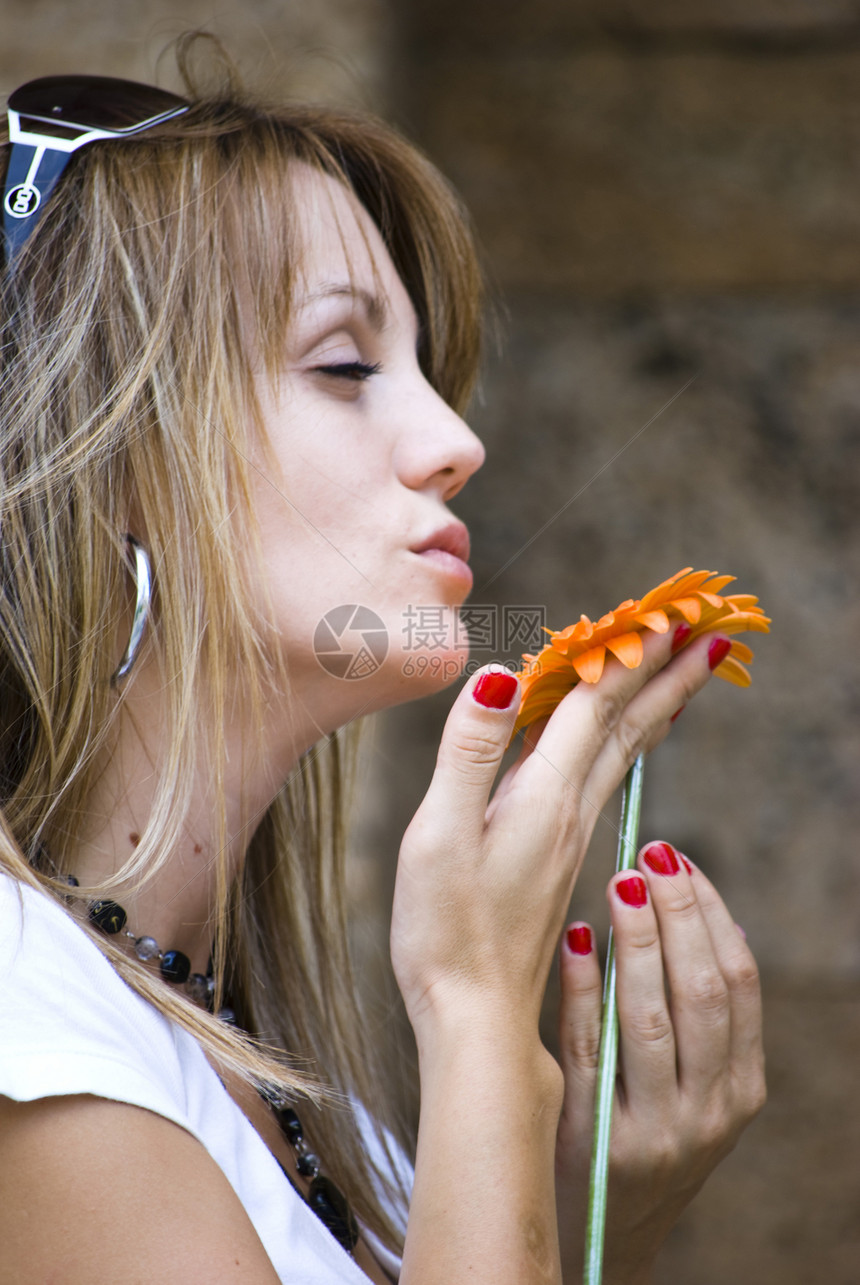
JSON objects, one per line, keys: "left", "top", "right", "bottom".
{"left": 391, "top": 633, "right": 740, "bottom": 1285}
{"left": 391, "top": 629, "right": 727, "bottom": 1040}
{"left": 554, "top": 843, "right": 766, "bottom": 1285}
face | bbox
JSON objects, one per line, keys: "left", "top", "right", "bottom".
{"left": 249, "top": 165, "right": 485, "bottom": 737}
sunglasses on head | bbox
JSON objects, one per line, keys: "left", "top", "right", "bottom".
{"left": 3, "top": 74, "right": 189, "bottom": 261}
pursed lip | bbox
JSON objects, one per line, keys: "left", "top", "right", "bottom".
{"left": 410, "top": 521, "right": 471, "bottom": 564}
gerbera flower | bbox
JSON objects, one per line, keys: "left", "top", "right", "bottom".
{"left": 512, "top": 567, "right": 770, "bottom": 737}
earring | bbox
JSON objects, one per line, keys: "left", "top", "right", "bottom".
{"left": 111, "top": 535, "right": 152, "bottom": 686}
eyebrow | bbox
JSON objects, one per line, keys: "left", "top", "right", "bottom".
{"left": 297, "top": 284, "right": 390, "bottom": 332}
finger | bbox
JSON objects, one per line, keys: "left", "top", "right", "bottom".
{"left": 532, "top": 623, "right": 690, "bottom": 788}
{"left": 506, "top": 626, "right": 695, "bottom": 852}
{"left": 679, "top": 860, "right": 765, "bottom": 1104}
{"left": 557, "top": 923, "right": 603, "bottom": 1118}
{"left": 636, "top": 842, "right": 731, "bottom": 1096}
{"left": 419, "top": 665, "right": 520, "bottom": 843}
{"left": 608, "top": 872, "right": 678, "bottom": 1103}
{"left": 585, "top": 631, "right": 728, "bottom": 806}
{"left": 484, "top": 714, "right": 551, "bottom": 822}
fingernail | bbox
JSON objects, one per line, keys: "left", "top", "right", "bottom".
{"left": 616, "top": 874, "right": 648, "bottom": 907}
{"left": 670, "top": 706, "right": 685, "bottom": 723}
{"left": 736, "top": 923, "right": 747, "bottom": 941}
{"left": 671, "top": 621, "right": 692, "bottom": 653}
{"left": 566, "top": 924, "right": 593, "bottom": 955}
{"left": 680, "top": 854, "right": 694, "bottom": 875}
{"left": 642, "top": 841, "right": 680, "bottom": 876}
{"left": 708, "top": 636, "right": 732, "bottom": 671}
{"left": 472, "top": 671, "right": 518, "bottom": 710}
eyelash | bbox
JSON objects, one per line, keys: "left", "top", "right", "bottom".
{"left": 314, "top": 361, "right": 382, "bottom": 382}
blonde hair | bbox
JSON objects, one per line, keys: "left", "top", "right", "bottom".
{"left": 0, "top": 44, "right": 483, "bottom": 1251}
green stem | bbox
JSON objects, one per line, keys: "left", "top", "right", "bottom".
{"left": 583, "top": 753, "right": 645, "bottom": 1285}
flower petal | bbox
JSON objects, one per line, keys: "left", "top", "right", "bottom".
{"left": 729, "top": 640, "right": 755, "bottom": 664}
{"left": 671, "top": 597, "right": 703, "bottom": 624}
{"left": 632, "top": 609, "right": 670, "bottom": 634}
{"left": 698, "top": 592, "right": 728, "bottom": 609}
{"left": 572, "top": 646, "right": 607, "bottom": 684}
{"left": 511, "top": 568, "right": 769, "bottom": 737}
{"left": 605, "top": 632, "right": 644, "bottom": 669}
{"left": 699, "top": 575, "right": 735, "bottom": 595}
{"left": 713, "top": 654, "right": 752, "bottom": 687}
{"left": 639, "top": 568, "right": 693, "bottom": 611}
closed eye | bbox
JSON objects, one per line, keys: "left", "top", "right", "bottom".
{"left": 314, "top": 361, "right": 382, "bottom": 381}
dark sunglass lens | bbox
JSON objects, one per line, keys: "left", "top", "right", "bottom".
{"left": 9, "top": 76, "right": 188, "bottom": 134}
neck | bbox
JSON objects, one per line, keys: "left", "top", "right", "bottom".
{"left": 68, "top": 660, "right": 312, "bottom": 976}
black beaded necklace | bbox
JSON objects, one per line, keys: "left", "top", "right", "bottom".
{"left": 258, "top": 1085, "right": 360, "bottom": 1252}
{"left": 76, "top": 884, "right": 360, "bottom": 1254}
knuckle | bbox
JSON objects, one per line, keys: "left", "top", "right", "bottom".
{"left": 613, "top": 716, "right": 648, "bottom": 767}
{"left": 403, "top": 812, "right": 444, "bottom": 854}
{"left": 696, "top": 1102, "right": 734, "bottom": 1153}
{"left": 614, "top": 1125, "right": 675, "bottom": 1179}
{"left": 682, "top": 967, "right": 730, "bottom": 1017}
{"left": 724, "top": 952, "right": 761, "bottom": 1000}
{"left": 622, "top": 1003, "right": 674, "bottom": 1050}
{"left": 443, "top": 726, "right": 504, "bottom": 769}
{"left": 592, "top": 688, "right": 626, "bottom": 740}
{"left": 570, "top": 1024, "right": 602, "bottom": 1071}
{"left": 739, "top": 1061, "right": 768, "bottom": 1119}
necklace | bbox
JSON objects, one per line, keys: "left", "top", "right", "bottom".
{"left": 258, "top": 1085, "right": 360, "bottom": 1253}
{"left": 78, "top": 881, "right": 360, "bottom": 1255}
{"left": 67, "top": 877, "right": 215, "bottom": 1006}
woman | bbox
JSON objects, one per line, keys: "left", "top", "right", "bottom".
{"left": 0, "top": 44, "right": 765, "bottom": 1284}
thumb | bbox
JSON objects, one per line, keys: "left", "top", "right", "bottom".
{"left": 419, "top": 665, "right": 520, "bottom": 841}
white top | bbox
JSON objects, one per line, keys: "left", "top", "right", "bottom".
{"left": 0, "top": 871, "right": 409, "bottom": 1282}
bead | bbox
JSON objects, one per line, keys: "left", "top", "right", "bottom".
{"left": 187, "top": 973, "right": 211, "bottom": 1005}
{"left": 307, "top": 1176, "right": 360, "bottom": 1252}
{"left": 134, "top": 935, "right": 160, "bottom": 962}
{"left": 277, "top": 1107, "right": 304, "bottom": 1145}
{"left": 89, "top": 899, "right": 128, "bottom": 934}
{"left": 160, "top": 949, "right": 191, "bottom": 984}
{"left": 295, "top": 1145, "right": 321, "bottom": 1179}
{"left": 258, "top": 1083, "right": 289, "bottom": 1111}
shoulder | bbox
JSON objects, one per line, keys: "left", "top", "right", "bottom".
{"left": 0, "top": 874, "right": 281, "bottom": 1282}
{"left": 0, "top": 874, "right": 382, "bottom": 1284}
{"left": 0, "top": 870, "right": 188, "bottom": 1118}
{"left": 0, "top": 1092, "right": 283, "bottom": 1284}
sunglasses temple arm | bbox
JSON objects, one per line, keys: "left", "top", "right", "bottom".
{"left": 3, "top": 144, "right": 72, "bottom": 262}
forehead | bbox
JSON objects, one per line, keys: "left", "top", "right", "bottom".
{"left": 287, "top": 164, "right": 413, "bottom": 326}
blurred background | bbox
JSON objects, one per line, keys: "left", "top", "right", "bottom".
{"left": 3, "top": 2, "right": 858, "bottom": 1280}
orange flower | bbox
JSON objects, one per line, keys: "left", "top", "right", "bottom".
{"left": 512, "top": 567, "right": 770, "bottom": 737}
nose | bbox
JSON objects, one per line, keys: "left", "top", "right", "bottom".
{"left": 394, "top": 377, "right": 486, "bottom": 501}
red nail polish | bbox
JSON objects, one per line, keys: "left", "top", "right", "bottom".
{"left": 566, "top": 925, "right": 592, "bottom": 955}
{"left": 616, "top": 874, "right": 648, "bottom": 907}
{"left": 708, "top": 636, "right": 732, "bottom": 671}
{"left": 671, "top": 621, "right": 692, "bottom": 654}
{"left": 680, "top": 854, "right": 694, "bottom": 875}
{"left": 670, "top": 706, "right": 685, "bottom": 723}
{"left": 642, "top": 842, "right": 680, "bottom": 876}
{"left": 472, "top": 671, "right": 518, "bottom": 710}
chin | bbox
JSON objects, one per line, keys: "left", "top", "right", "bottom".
{"left": 362, "top": 641, "right": 471, "bottom": 712}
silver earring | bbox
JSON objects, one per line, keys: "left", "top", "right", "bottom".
{"left": 111, "top": 535, "right": 152, "bottom": 686}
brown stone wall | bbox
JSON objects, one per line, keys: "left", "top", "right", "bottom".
{"left": 0, "top": 1, "right": 392, "bottom": 107}
{"left": 370, "top": 3, "right": 860, "bottom": 1281}
{"left": 3, "top": 3, "right": 859, "bottom": 1280}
